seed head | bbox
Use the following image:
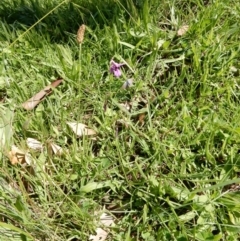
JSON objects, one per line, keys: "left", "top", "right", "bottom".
{"left": 77, "top": 24, "right": 86, "bottom": 44}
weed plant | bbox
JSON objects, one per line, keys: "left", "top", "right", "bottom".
{"left": 0, "top": 0, "right": 240, "bottom": 240}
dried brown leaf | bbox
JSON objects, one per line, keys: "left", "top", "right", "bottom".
{"left": 177, "top": 25, "right": 189, "bottom": 36}
{"left": 89, "top": 228, "right": 108, "bottom": 241}
{"left": 67, "top": 122, "right": 96, "bottom": 137}
{"left": 99, "top": 213, "right": 114, "bottom": 227}
{"left": 138, "top": 113, "right": 145, "bottom": 125}
{"left": 121, "top": 78, "right": 133, "bottom": 89}
{"left": 26, "top": 138, "right": 43, "bottom": 151}
{"left": 8, "top": 145, "right": 32, "bottom": 165}
{"left": 119, "top": 102, "right": 132, "bottom": 112}
{"left": 49, "top": 142, "right": 63, "bottom": 156}
{"left": 22, "top": 78, "right": 63, "bottom": 110}
{"left": 89, "top": 212, "right": 114, "bottom": 241}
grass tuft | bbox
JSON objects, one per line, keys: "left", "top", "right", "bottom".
{"left": 1, "top": 0, "right": 240, "bottom": 240}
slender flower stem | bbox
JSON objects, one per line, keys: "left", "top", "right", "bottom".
{"left": 79, "top": 44, "right": 82, "bottom": 81}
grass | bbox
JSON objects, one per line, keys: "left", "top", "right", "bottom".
{"left": 1, "top": 0, "right": 240, "bottom": 240}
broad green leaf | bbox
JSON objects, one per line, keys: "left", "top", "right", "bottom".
{"left": 157, "top": 39, "right": 165, "bottom": 49}
{"left": 0, "top": 76, "right": 9, "bottom": 89}
{"left": 118, "top": 41, "right": 135, "bottom": 49}
{"left": 162, "top": 54, "right": 185, "bottom": 64}
{"left": 179, "top": 211, "right": 196, "bottom": 222}
{"left": 80, "top": 181, "right": 111, "bottom": 193}
{"left": 129, "top": 29, "right": 146, "bottom": 37}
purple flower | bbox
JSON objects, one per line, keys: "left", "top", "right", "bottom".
{"left": 109, "top": 60, "right": 125, "bottom": 77}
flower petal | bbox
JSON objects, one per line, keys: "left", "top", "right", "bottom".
{"left": 109, "top": 60, "right": 125, "bottom": 77}
{"left": 114, "top": 69, "right": 122, "bottom": 77}
{"left": 115, "top": 63, "right": 125, "bottom": 68}
{"left": 109, "top": 66, "right": 115, "bottom": 74}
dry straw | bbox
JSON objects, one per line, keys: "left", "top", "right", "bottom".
{"left": 77, "top": 24, "right": 86, "bottom": 44}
